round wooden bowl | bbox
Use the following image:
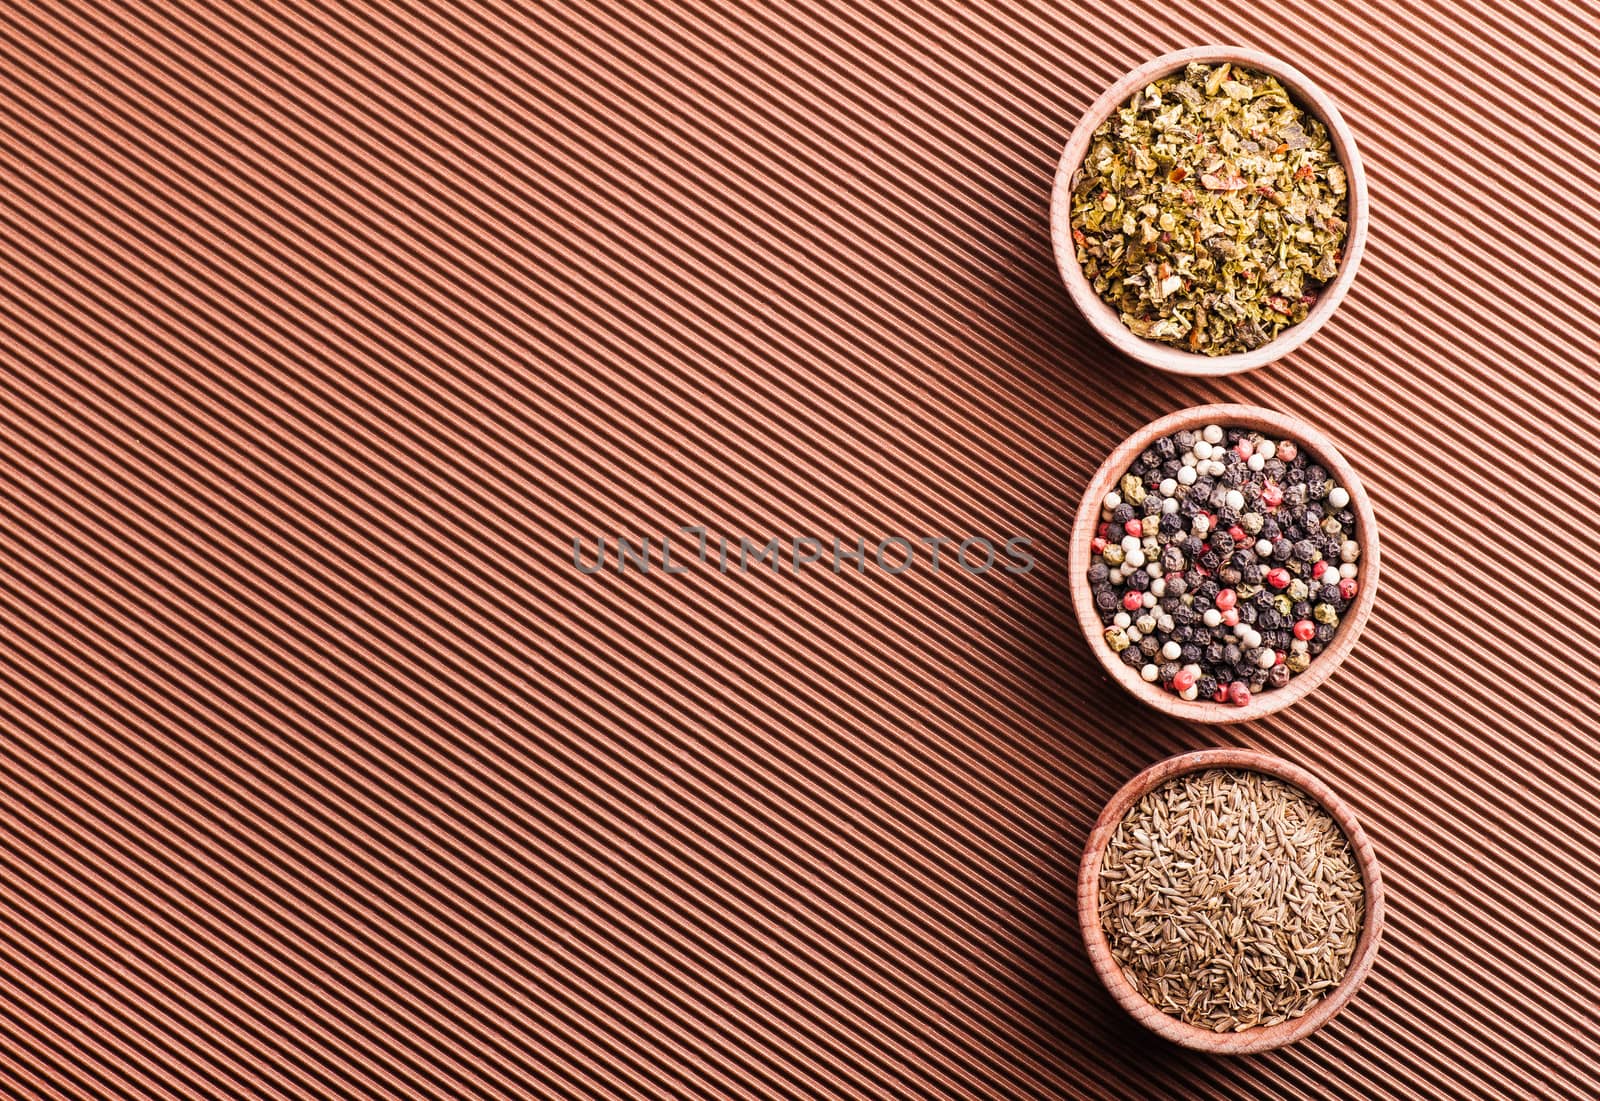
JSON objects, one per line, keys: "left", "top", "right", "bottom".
{"left": 1069, "top": 403, "right": 1379, "bottom": 723}
{"left": 1079, "top": 748, "right": 1385, "bottom": 1053}
{"left": 1050, "top": 46, "right": 1368, "bottom": 375}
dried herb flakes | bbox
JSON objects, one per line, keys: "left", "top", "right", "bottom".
{"left": 1070, "top": 63, "right": 1349, "bottom": 356}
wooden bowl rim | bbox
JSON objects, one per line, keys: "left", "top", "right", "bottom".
{"left": 1049, "top": 45, "right": 1369, "bottom": 375}
{"left": 1068, "top": 403, "right": 1380, "bottom": 723}
{"left": 1078, "top": 748, "right": 1386, "bottom": 1053}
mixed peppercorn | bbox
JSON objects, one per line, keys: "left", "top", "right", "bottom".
{"left": 1088, "top": 425, "right": 1361, "bottom": 706}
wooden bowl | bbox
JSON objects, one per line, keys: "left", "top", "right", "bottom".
{"left": 1050, "top": 46, "right": 1368, "bottom": 375}
{"left": 1079, "top": 748, "right": 1385, "bottom": 1053}
{"left": 1069, "top": 404, "right": 1379, "bottom": 723}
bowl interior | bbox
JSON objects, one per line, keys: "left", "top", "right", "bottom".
{"left": 1050, "top": 46, "right": 1368, "bottom": 375}
{"left": 1068, "top": 403, "right": 1380, "bottom": 723}
{"left": 1078, "top": 748, "right": 1385, "bottom": 1053}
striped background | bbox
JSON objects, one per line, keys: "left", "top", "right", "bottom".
{"left": 3, "top": 0, "right": 1598, "bottom": 1097}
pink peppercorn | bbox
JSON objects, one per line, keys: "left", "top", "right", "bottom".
{"left": 1339, "top": 577, "right": 1359, "bottom": 600}
{"left": 1276, "top": 441, "right": 1297, "bottom": 461}
{"left": 1228, "top": 524, "right": 1247, "bottom": 543}
{"left": 1261, "top": 483, "right": 1284, "bottom": 509}
{"left": 1274, "top": 650, "right": 1286, "bottom": 666}
{"left": 1215, "top": 588, "right": 1237, "bottom": 611}
{"left": 1267, "top": 567, "right": 1291, "bottom": 589}
{"left": 1214, "top": 687, "right": 1230, "bottom": 703}
{"left": 1173, "top": 669, "right": 1196, "bottom": 692}
{"left": 1123, "top": 591, "right": 1144, "bottom": 612}
{"left": 1312, "top": 560, "right": 1328, "bottom": 580}
{"left": 1097, "top": 522, "right": 1110, "bottom": 539}
{"left": 1125, "top": 518, "right": 1142, "bottom": 537}
{"left": 1091, "top": 536, "right": 1107, "bottom": 554}
{"left": 1294, "top": 619, "right": 1316, "bottom": 641}
{"left": 1228, "top": 682, "right": 1251, "bottom": 707}
{"left": 1222, "top": 608, "right": 1240, "bottom": 626}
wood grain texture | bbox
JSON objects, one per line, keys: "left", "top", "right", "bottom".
{"left": 1, "top": 0, "right": 1598, "bottom": 1098}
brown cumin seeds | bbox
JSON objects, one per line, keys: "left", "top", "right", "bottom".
{"left": 1099, "top": 769, "right": 1363, "bottom": 1032}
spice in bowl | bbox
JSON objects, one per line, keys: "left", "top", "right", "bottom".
{"left": 1088, "top": 424, "right": 1361, "bottom": 708}
{"left": 1069, "top": 62, "right": 1349, "bottom": 355}
{"left": 1098, "top": 768, "right": 1364, "bottom": 1032}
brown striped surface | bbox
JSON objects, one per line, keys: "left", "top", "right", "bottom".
{"left": 2, "top": 0, "right": 1598, "bottom": 1097}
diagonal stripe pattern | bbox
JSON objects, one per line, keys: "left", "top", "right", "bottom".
{"left": 2, "top": 0, "right": 1599, "bottom": 1097}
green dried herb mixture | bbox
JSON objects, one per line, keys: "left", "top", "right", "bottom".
{"left": 1070, "top": 62, "right": 1349, "bottom": 355}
